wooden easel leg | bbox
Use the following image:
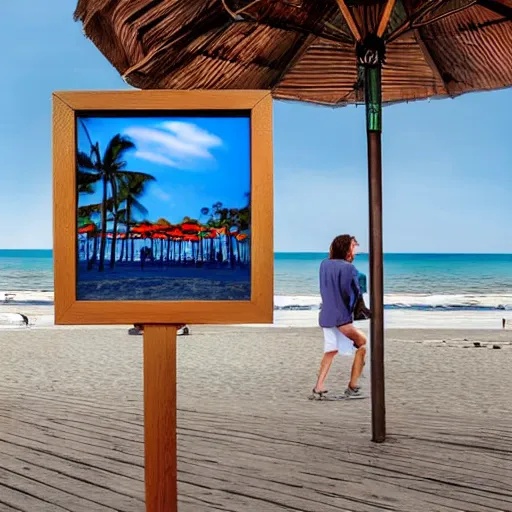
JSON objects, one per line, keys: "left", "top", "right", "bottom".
{"left": 143, "top": 324, "right": 178, "bottom": 512}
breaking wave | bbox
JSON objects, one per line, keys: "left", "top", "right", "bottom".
{"left": 273, "top": 294, "right": 512, "bottom": 311}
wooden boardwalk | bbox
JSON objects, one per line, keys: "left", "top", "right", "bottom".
{"left": 0, "top": 327, "right": 511, "bottom": 511}
{"left": 1, "top": 391, "right": 511, "bottom": 511}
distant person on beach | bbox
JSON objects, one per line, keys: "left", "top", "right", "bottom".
{"left": 140, "top": 247, "right": 147, "bottom": 270}
{"left": 312, "top": 234, "right": 367, "bottom": 400}
{"left": 140, "top": 247, "right": 154, "bottom": 269}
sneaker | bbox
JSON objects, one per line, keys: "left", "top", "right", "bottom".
{"left": 344, "top": 386, "right": 364, "bottom": 399}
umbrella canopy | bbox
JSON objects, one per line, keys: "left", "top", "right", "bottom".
{"left": 180, "top": 222, "right": 202, "bottom": 233}
{"left": 78, "top": 224, "right": 95, "bottom": 234}
{"left": 74, "top": 0, "right": 512, "bottom": 104}
{"left": 131, "top": 223, "right": 157, "bottom": 234}
{"left": 164, "top": 227, "right": 184, "bottom": 237}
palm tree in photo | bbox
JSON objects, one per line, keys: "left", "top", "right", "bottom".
{"left": 155, "top": 218, "right": 171, "bottom": 263}
{"left": 78, "top": 120, "right": 139, "bottom": 272}
{"left": 199, "top": 207, "right": 211, "bottom": 263}
{"left": 219, "top": 207, "right": 237, "bottom": 269}
{"left": 228, "top": 207, "right": 242, "bottom": 265}
{"left": 201, "top": 192, "right": 251, "bottom": 267}
{"left": 238, "top": 192, "right": 251, "bottom": 263}
{"left": 78, "top": 215, "right": 96, "bottom": 266}
{"left": 238, "top": 192, "right": 251, "bottom": 232}
{"left": 115, "top": 208, "right": 128, "bottom": 262}
{"left": 77, "top": 167, "right": 99, "bottom": 194}
{"left": 78, "top": 203, "right": 103, "bottom": 268}
{"left": 108, "top": 181, "right": 121, "bottom": 268}
{"left": 110, "top": 172, "right": 156, "bottom": 268}
{"left": 118, "top": 172, "right": 156, "bottom": 262}
{"left": 77, "top": 169, "right": 100, "bottom": 268}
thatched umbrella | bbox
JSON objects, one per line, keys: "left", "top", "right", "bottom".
{"left": 74, "top": 0, "right": 512, "bottom": 443}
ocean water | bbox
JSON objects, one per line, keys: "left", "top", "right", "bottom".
{"left": 275, "top": 252, "right": 512, "bottom": 311}
{"left": 2, "top": 250, "right": 512, "bottom": 312}
{"left": 0, "top": 250, "right": 54, "bottom": 292}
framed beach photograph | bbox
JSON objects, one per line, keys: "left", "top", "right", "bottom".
{"left": 53, "top": 90, "right": 273, "bottom": 325}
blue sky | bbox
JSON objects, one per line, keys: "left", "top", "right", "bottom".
{"left": 77, "top": 115, "right": 250, "bottom": 224}
{"left": 1, "top": 0, "right": 511, "bottom": 253}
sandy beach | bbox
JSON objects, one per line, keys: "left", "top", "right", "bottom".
{"left": 1, "top": 325, "right": 511, "bottom": 511}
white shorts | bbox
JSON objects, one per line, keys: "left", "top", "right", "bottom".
{"left": 323, "top": 327, "right": 356, "bottom": 356}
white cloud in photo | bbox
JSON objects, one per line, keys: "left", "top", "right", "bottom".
{"left": 135, "top": 151, "right": 177, "bottom": 167}
{"left": 150, "top": 185, "right": 171, "bottom": 202}
{"left": 124, "top": 121, "right": 223, "bottom": 169}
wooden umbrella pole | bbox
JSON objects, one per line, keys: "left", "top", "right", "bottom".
{"left": 143, "top": 324, "right": 178, "bottom": 511}
{"left": 363, "top": 45, "right": 386, "bottom": 443}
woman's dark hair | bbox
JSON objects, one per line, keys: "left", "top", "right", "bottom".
{"left": 329, "top": 234, "right": 356, "bottom": 260}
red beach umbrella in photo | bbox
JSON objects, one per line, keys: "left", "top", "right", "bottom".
{"left": 78, "top": 224, "right": 95, "bottom": 234}
{"left": 131, "top": 223, "right": 156, "bottom": 234}
{"left": 165, "top": 227, "right": 184, "bottom": 238}
{"left": 180, "top": 222, "right": 202, "bottom": 233}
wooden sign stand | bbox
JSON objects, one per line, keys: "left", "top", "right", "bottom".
{"left": 52, "top": 90, "right": 274, "bottom": 512}
{"left": 143, "top": 325, "right": 178, "bottom": 512}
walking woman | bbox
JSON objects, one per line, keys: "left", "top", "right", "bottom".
{"left": 312, "top": 234, "right": 367, "bottom": 399}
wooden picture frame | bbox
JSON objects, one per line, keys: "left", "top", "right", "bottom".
{"left": 53, "top": 90, "right": 273, "bottom": 325}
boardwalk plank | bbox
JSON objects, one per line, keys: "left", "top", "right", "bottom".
{"left": 0, "top": 440, "right": 144, "bottom": 499}
{"left": 0, "top": 465, "right": 116, "bottom": 512}
{"left": 0, "top": 502, "right": 21, "bottom": 512}
{"left": 0, "top": 453, "right": 143, "bottom": 512}
{"left": 0, "top": 484, "right": 69, "bottom": 512}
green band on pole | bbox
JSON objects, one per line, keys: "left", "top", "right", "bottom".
{"left": 364, "top": 65, "right": 382, "bottom": 133}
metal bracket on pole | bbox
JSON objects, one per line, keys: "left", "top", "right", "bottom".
{"left": 365, "top": 66, "right": 382, "bottom": 133}
{"left": 357, "top": 34, "right": 385, "bottom": 133}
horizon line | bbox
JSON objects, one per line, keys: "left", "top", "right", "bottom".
{"left": 3, "top": 248, "right": 512, "bottom": 256}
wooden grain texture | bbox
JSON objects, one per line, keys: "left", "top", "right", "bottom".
{"left": 334, "top": 0, "right": 363, "bottom": 40}
{"left": 52, "top": 90, "right": 274, "bottom": 326}
{"left": 52, "top": 94, "right": 77, "bottom": 324}
{"left": 250, "top": 94, "right": 274, "bottom": 318}
{"left": 61, "top": 301, "right": 269, "bottom": 325}
{"left": 55, "top": 89, "right": 271, "bottom": 111}
{"left": 377, "top": 0, "right": 397, "bottom": 37}
{"left": 144, "top": 325, "right": 178, "bottom": 512}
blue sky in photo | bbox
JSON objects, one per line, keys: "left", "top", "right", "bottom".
{"left": 1, "top": 0, "right": 512, "bottom": 252}
{"left": 77, "top": 115, "right": 250, "bottom": 225}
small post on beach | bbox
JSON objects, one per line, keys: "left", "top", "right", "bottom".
{"left": 143, "top": 324, "right": 178, "bottom": 512}
{"left": 360, "top": 33, "right": 386, "bottom": 443}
